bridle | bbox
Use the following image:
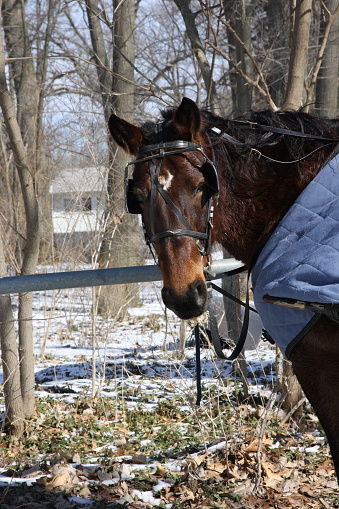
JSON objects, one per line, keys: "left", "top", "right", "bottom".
{"left": 125, "top": 138, "right": 219, "bottom": 258}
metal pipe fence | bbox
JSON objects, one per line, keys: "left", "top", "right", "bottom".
{"left": 0, "top": 259, "right": 243, "bottom": 295}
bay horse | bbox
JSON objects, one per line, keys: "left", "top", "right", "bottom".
{"left": 109, "top": 97, "right": 339, "bottom": 480}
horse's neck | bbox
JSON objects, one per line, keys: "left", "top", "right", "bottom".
{"left": 215, "top": 195, "right": 277, "bottom": 266}
{"left": 214, "top": 146, "right": 336, "bottom": 266}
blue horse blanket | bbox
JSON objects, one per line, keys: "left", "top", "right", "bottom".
{"left": 252, "top": 153, "right": 339, "bottom": 358}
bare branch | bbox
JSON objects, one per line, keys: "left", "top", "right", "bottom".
{"left": 207, "top": 40, "right": 278, "bottom": 112}
{"left": 207, "top": 8, "right": 278, "bottom": 111}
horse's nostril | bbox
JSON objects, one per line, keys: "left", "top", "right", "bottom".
{"left": 192, "top": 279, "right": 206, "bottom": 302}
{"left": 161, "top": 280, "right": 208, "bottom": 319}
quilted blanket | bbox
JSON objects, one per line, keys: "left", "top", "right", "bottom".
{"left": 252, "top": 153, "right": 339, "bottom": 358}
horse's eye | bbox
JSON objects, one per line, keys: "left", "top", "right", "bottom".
{"left": 135, "top": 189, "right": 146, "bottom": 201}
{"left": 194, "top": 182, "right": 206, "bottom": 195}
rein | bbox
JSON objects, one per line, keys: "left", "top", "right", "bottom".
{"left": 210, "top": 123, "right": 339, "bottom": 165}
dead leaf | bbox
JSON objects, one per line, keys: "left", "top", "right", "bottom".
{"left": 280, "top": 478, "right": 300, "bottom": 493}
{"left": 262, "top": 461, "right": 285, "bottom": 482}
{"left": 192, "top": 452, "right": 207, "bottom": 467}
{"left": 115, "top": 438, "right": 126, "bottom": 447}
{"left": 77, "top": 485, "right": 91, "bottom": 498}
{"left": 245, "top": 435, "right": 274, "bottom": 453}
{"left": 155, "top": 463, "right": 168, "bottom": 477}
{"left": 36, "top": 476, "right": 48, "bottom": 486}
{"left": 112, "top": 214, "right": 122, "bottom": 224}
{"left": 178, "top": 488, "right": 195, "bottom": 502}
{"left": 49, "top": 472, "right": 69, "bottom": 488}
{"left": 245, "top": 437, "right": 260, "bottom": 452}
{"left": 131, "top": 454, "right": 147, "bottom": 464}
{"left": 206, "top": 461, "right": 227, "bottom": 474}
{"left": 299, "top": 485, "right": 315, "bottom": 498}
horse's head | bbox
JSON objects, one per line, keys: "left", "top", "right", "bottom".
{"left": 109, "top": 98, "right": 218, "bottom": 320}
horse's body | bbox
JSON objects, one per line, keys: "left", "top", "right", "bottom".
{"left": 109, "top": 98, "right": 339, "bottom": 480}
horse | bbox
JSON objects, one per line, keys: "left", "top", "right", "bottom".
{"left": 108, "top": 97, "right": 339, "bottom": 481}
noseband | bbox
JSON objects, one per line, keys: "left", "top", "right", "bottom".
{"left": 125, "top": 139, "right": 219, "bottom": 258}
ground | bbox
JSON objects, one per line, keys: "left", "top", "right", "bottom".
{"left": 0, "top": 269, "right": 338, "bottom": 508}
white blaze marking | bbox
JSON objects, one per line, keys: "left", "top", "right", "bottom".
{"left": 159, "top": 171, "right": 174, "bottom": 191}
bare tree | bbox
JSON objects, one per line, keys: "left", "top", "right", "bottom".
{"left": 0, "top": 0, "right": 62, "bottom": 434}
{"left": 0, "top": 0, "right": 40, "bottom": 430}
{"left": 82, "top": 0, "right": 143, "bottom": 318}
{"left": 172, "top": 0, "right": 221, "bottom": 113}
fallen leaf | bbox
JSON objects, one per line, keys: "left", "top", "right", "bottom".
{"left": 49, "top": 472, "right": 69, "bottom": 488}
{"left": 155, "top": 463, "right": 168, "bottom": 477}
{"left": 112, "top": 214, "right": 122, "bottom": 224}
{"left": 280, "top": 478, "right": 300, "bottom": 493}
{"left": 262, "top": 461, "right": 285, "bottom": 482}
{"left": 131, "top": 454, "right": 147, "bottom": 464}
{"left": 299, "top": 485, "right": 315, "bottom": 498}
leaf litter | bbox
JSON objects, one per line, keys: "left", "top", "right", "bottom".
{"left": 0, "top": 270, "right": 338, "bottom": 508}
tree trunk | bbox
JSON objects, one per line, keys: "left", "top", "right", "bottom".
{"left": 314, "top": 0, "right": 339, "bottom": 117}
{"left": 172, "top": 0, "right": 221, "bottom": 113}
{"left": 86, "top": 0, "right": 143, "bottom": 317}
{"left": 283, "top": 0, "right": 312, "bottom": 110}
{"left": 266, "top": 0, "right": 290, "bottom": 108}
{"left": 85, "top": 0, "right": 112, "bottom": 121}
{"left": 36, "top": 0, "right": 57, "bottom": 262}
{"left": 0, "top": 229, "right": 24, "bottom": 436}
{"left": 0, "top": 0, "right": 40, "bottom": 419}
{"left": 223, "top": 0, "right": 254, "bottom": 115}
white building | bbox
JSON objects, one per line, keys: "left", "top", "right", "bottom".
{"left": 50, "top": 166, "right": 108, "bottom": 257}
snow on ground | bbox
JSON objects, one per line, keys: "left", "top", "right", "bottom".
{"left": 0, "top": 263, "right": 278, "bottom": 505}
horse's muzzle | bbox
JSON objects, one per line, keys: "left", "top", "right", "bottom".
{"left": 162, "top": 279, "right": 208, "bottom": 320}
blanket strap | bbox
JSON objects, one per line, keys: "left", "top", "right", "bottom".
{"left": 263, "top": 295, "right": 339, "bottom": 323}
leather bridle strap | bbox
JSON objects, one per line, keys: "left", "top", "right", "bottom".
{"left": 132, "top": 139, "right": 218, "bottom": 257}
{"left": 230, "top": 120, "right": 339, "bottom": 143}
{"left": 151, "top": 229, "right": 208, "bottom": 243}
{"left": 210, "top": 124, "right": 339, "bottom": 165}
{"left": 147, "top": 150, "right": 210, "bottom": 254}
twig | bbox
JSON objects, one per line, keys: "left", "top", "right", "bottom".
{"left": 207, "top": 11, "right": 278, "bottom": 111}
{"left": 320, "top": 497, "right": 331, "bottom": 509}
{"left": 254, "top": 384, "right": 278, "bottom": 493}
{"left": 280, "top": 396, "right": 307, "bottom": 426}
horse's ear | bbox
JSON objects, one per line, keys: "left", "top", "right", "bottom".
{"left": 108, "top": 114, "right": 143, "bottom": 155}
{"left": 172, "top": 97, "right": 201, "bottom": 140}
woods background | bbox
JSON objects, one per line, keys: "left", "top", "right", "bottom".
{"left": 0, "top": 0, "right": 338, "bottom": 436}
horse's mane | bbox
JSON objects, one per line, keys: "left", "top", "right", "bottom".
{"left": 140, "top": 107, "right": 339, "bottom": 197}
{"left": 202, "top": 109, "right": 339, "bottom": 153}
{"left": 141, "top": 106, "right": 339, "bottom": 152}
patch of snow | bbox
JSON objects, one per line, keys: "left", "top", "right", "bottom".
{"left": 131, "top": 489, "right": 163, "bottom": 506}
{"left": 153, "top": 479, "right": 172, "bottom": 492}
{"left": 0, "top": 476, "right": 40, "bottom": 487}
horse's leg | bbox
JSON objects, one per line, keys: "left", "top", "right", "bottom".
{"left": 289, "top": 316, "right": 339, "bottom": 481}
